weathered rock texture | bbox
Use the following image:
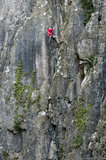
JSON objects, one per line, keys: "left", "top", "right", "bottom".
{"left": 0, "top": 0, "right": 106, "bottom": 160}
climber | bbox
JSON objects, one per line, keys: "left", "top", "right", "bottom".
{"left": 48, "top": 26, "right": 55, "bottom": 41}
{"left": 48, "top": 26, "right": 63, "bottom": 46}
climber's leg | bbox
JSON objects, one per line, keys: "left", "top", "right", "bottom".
{"left": 52, "top": 36, "right": 59, "bottom": 44}
{"left": 49, "top": 35, "right": 51, "bottom": 42}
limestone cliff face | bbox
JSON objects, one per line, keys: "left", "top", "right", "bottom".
{"left": 0, "top": 0, "right": 106, "bottom": 160}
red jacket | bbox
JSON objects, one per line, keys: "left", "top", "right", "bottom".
{"left": 48, "top": 28, "right": 54, "bottom": 37}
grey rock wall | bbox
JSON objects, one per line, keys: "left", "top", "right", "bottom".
{"left": 0, "top": 0, "right": 106, "bottom": 160}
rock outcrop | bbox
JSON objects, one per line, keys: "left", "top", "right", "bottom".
{"left": 0, "top": 0, "right": 106, "bottom": 160}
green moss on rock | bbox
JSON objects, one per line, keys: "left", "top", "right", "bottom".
{"left": 80, "top": 0, "right": 94, "bottom": 25}
{"left": 87, "top": 55, "right": 95, "bottom": 73}
{"left": 73, "top": 97, "right": 91, "bottom": 149}
{"left": 74, "top": 97, "right": 90, "bottom": 132}
{"left": 3, "top": 151, "right": 9, "bottom": 160}
{"left": 7, "top": 61, "right": 40, "bottom": 133}
{"left": 68, "top": 0, "right": 72, "bottom": 5}
{"left": 73, "top": 133, "right": 83, "bottom": 149}
{"left": 31, "top": 70, "right": 36, "bottom": 85}
{"left": 13, "top": 61, "right": 35, "bottom": 108}
{"left": 13, "top": 114, "right": 24, "bottom": 133}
